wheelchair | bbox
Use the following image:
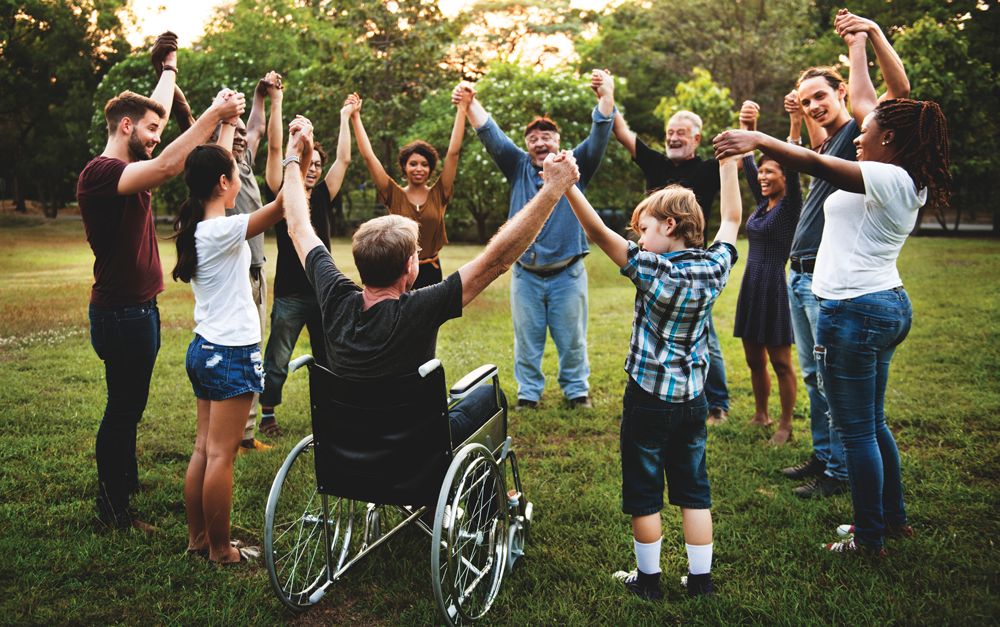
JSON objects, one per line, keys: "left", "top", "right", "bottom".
{"left": 263, "top": 355, "right": 533, "bottom": 626}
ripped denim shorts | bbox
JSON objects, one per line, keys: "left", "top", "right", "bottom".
{"left": 185, "top": 334, "right": 264, "bottom": 401}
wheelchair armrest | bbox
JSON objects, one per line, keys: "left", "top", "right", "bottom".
{"left": 289, "top": 354, "right": 314, "bottom": 373}
{"left": 449, "top": 364, "right": 498, "bottom": 399}
{"left": 419, "top": 358, "right": 442, "bottom": 378}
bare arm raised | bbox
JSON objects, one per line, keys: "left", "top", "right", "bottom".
{"left": 714, "top": 151, "right": 742, "bottom": 245}
{"left": 835, "top": 10, "right": 910, "bottom": 126}
{"left": 116, "top": 90, "right": 245, "bottom": 196}
{"left": 148, "top": 32, "right": 177, "bottom": 121}
{"left": 457, "top": 151, "right": 580, "bottom": 307}
{"left": 453, "top": 82, "right": 489, "bottom": 129}
{"left": 323, "top": 94, "right": 357, "bottom": 198}
{"left": 350, "top": 97, "right": 391, "bottom": 194}
{"left": 284, "top": 120, "right": 324, "bottom": 269}
{"left": 246, "top": 72, "right": 281, "bottom": 162}
{"left": 264, "top": 79, "right": 284, "bottom": 194}
{"left": 439, "top": 89, "right": 470, "bottom": 197}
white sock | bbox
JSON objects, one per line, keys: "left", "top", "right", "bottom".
{"left": 686, "top": 542, "right": 713, "bottom": 575}
{"left": 634, "top": 537, "right": 662, "bottom": 575}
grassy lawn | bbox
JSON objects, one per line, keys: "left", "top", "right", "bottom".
{"left": 1, "top": 215, "right": 997, "bottom": 626}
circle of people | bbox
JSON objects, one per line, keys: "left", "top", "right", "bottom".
{"left": 77, "top": 8, "right": 950, "bottom": 598}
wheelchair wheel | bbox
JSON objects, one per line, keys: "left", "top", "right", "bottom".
{"left": 431, "top": 444, "right": 508, "bottom": 626}
{"left": 264, "top": 435, "right": 365, "bottom": 612}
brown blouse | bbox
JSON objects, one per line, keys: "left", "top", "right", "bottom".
{"left": 378, "top": 177, "right": 451, "bottom": 260}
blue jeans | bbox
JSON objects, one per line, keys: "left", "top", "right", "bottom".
{"left": 788, "top": 270, "right": 847, "bottom": 480}
{"left": 704, "top": 312, "right": 729, "bottom": 411}
{"left": 260, "top": 294, "right": 328, "bottom": 407}
{"left": 450, "top": 385, "right": 508, "bottom": 447}
{"left": 89, "top": 297, "right": 161, "bottom": 522}
{"left": 620, "top": 379, "right": 711, "bottom": 515}
{"left": 815, "top": 288, "right": 912, "bottom": 550}
{"left": 510, "top": 261, "right": 590, "bottom": 402}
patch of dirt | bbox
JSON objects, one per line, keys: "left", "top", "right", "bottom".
{"left": 287, "top": 598, "right": 388, "bottom": 627}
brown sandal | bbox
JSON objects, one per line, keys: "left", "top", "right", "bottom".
{"left": 259, "top": 418, "right": 283, "bottom": 437}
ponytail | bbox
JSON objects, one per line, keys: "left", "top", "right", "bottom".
{"left": 171, "top": 196, "right": 204, "bottom": 283}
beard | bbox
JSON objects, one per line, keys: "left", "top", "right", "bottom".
{"left": 128, "top": 129, "right": 152, "bottom": 161}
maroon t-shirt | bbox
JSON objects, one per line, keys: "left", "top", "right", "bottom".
{"left": 77, "top": 156, "right": 164, "bottom": 307}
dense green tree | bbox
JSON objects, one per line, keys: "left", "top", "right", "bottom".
{"left": 1, "top": 0, "right": 132, "bottom": 215}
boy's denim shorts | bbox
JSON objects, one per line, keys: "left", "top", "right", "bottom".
{"left": 186, "top": 334, "right": 264, "bottom": 401}
{"left": 620, "top": 378, "right": 712, "bottom": 516}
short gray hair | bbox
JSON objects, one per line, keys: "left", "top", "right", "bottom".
{"left": 668, "top": 110, "right": 704, "bottom": 136}
{"left": 352, "top": 215, "right": 420, "bottom": 288}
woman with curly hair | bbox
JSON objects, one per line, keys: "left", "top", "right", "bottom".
{"left": 349, "top": 91, "right": 470, "bottom": 290}
{"left": 714, "top": 10, "right": 950, "bottom": 556}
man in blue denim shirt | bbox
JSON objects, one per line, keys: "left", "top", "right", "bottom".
{"left": 452, "top": 71, "right": 617, "bottom": 409}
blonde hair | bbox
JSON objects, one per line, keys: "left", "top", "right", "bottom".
{"left": 629, "top": 185, "right": 705, "bottom": 248}
{"left": 352, "top": 215, "right": 420, "bottom": 287}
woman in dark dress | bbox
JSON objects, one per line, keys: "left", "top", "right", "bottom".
{"left": 734, "top": 101, "right": 802, "bottom": 445}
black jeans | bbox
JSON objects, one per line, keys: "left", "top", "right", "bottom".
{"left": 89, "top": 297, "right": 161, "bottom": 522}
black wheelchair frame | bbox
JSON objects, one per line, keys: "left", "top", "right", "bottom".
{"left": 263, "top": 356, "right": 533, "bottom": 626}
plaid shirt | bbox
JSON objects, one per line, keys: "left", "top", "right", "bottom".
{"left": 620, "top": 240, "right": 738, "bottom": 402}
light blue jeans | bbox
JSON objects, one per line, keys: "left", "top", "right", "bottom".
{"left": 815, "top": 288, "right": 912, "bottom": 549}
{"left": 704, "top": 313, "right": 729, "bottom": 411}
{"left": 510, "top": 260, "right": 590, "bottom": 402}
{"left": 787, "top": 270, "right": 847, "bottom": 480}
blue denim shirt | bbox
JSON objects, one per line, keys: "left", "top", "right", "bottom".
{"left": 474, "top": 106, "right": 617, "bottom": 266}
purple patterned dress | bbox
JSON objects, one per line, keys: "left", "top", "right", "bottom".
{"left": 733, "top": 154, "right": 802, "bottom": 345}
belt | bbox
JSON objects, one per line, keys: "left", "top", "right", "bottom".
{"left": 249, "top": 266, "right": 262, "bottom": 280}
{"left": 418, "top": 253, "right": 440, "bottom": 269}
{"left": 519, "top": 255, "right": 582, "bottom": 279}
{"left": 790, "top": 256, "right": 815, "bottom": 273}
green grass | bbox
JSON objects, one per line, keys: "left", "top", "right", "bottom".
{"left": 1, "top": 216, "right": 998, "bottom": 626}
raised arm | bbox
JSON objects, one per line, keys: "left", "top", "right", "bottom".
{"left": 215, "top": 117, "right": 236, "bottom": 152}
{"left": 264, "top": 80, "right": 285, "bottom": 194}
{"left": 611, "top": 109, "right": 637, "bottom": 158}
{"left": 574, "top": 70, "right": 617, "bottom": 185}
{"left": 117, "top": 90, "right": 245, "bottom": 196}
{"left": 148, "top": 32, "right": 177, "bottom": 122}
{"left": 248, "top": 141, "right": 310, "bottom": 239}
{"left": 439, "top": 91, "right": 470, "bottom": 196}
{"left": 835, "top": 10, "right": 909, "bottom": 107}
{"left": 323, "top": 94, "right": 357, "bottom": 198}
{"left": 458, "top": 152, "right": 580, "bottom": 307}
{"left": 350, "top": 99, "right": 391, "bottom": 194}
{"left": 284, "top": 119, "right": 323, "bottom": 269}
{"left": 453, "top": 82, "right": 489, "bottom": 129}
{"left": 453, "top": 82, "right": 524, "bottom": 181}
{"left": 565, "top": 184, "right": 629, "bottom": 268}
{"left": 714, "top": 130, "right": 864, "bottom": 195}
{"left": 714, "top": 152, "right": 742, "bottom": 245}
{"left": 246, "top": 72, "right": 281, "bottom": 162}
{"left": 592, "top": 69, "right": 615, "bottom": 118}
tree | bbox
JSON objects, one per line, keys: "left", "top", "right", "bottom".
{"left": 406, "top": 61, "right": 642, "bottom": 243}
{"left": 1, "top": 0, "right": 132, "bottom": 216}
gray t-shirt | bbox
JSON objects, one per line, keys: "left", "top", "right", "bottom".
{"left": 789, "top": 119, "right": 860, "bottom": 259}
{"left": 226, "top": 150, "right": 265, "bottom": 267}
{"left": 305, "top": 246, "right": 463, "bottom": 379}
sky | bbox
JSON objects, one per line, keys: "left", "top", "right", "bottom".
{"left": 126, "top": 0, "right": 612, "bottom": 47}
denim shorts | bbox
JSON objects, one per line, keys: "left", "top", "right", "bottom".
{"left": 620, "top": 378, "right": 711, "bottom": 515}
{"left": 186, "top": 334, "right": 264, "bottom": 401}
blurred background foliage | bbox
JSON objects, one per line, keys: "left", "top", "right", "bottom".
{"left": 2, "top": 0, "right": 997, "bottom": 234}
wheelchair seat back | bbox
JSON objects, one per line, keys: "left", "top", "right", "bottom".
{"left": 309, "top": 364, "right": 452, "bottom": 507}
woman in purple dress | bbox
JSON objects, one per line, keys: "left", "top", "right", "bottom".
{"left": 733, "top": 101, "right": 802, "bottom": 445}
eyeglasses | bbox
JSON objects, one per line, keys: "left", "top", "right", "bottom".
{"left": 414, "top": 247, "right": 422, "bottom": 256}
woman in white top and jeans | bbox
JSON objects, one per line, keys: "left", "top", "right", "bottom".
{"left": 170, "top": 120, "right": 311, "bottom": 565}
{"left": 714, "top": 11, "right": 951, "bottom": 555}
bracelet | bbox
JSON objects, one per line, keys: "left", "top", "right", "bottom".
{"left": 161, "top": 64, "right": 177, "bottom": 74}
{"left": 282, "top": 155, "right": 300, "bottom": 168}
{"left": 787, "top": 136, "right": 803, "bottom": 146}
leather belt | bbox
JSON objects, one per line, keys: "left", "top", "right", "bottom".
{"left": 790, "top": 256, "right": 815, "bottom": 274}
{"left": 519, "top": 255, "right": 582, "bottom": 279}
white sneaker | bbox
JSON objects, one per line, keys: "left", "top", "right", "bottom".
{"left": 837, "top": 524, "right": 854, "bottom": 537}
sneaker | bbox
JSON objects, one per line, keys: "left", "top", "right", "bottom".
{"left": 822, "top": 538, "right": 887, "bottom": 557}
{"left": 612, "top": 569, "right": 661, "bottom": 601}
{"left": 793, "top": 473, "right": 848, "bottom": 499}
{"left": 238, "top": 438, "right": 273, "bottom": 454}
{"left": 781, "top": 455, "right": 826, "bottom": 480}
{"left": 570, "top": 396, "right": 592, "bottom": 409}
{"left": 707, "top": 408, "right": 728, "bottom": 426}
{"left": 838, "top": 524, "right": 914, "bottom": 539}
{"left": 513, "top": 399, "right": 537, "bottom": 411}
{"left": 685, "top": 572, "right": 717, "bottom": 599}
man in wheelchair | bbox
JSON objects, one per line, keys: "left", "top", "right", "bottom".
{"left": 282, "top": 121, "right": 582, "bottom": 443}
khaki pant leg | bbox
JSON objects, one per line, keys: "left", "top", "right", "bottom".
{"left": 245, "top": 266, "right": 267, "bottom": 440}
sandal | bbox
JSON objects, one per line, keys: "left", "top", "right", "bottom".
{"left": 211, "top": 545, "right": 260, "bottom": 567}
{"left": 259, "top": 418, "right": 283, "bottom": 437}
{"left": 188, "top": 540, "right": 243, "bottom": 560}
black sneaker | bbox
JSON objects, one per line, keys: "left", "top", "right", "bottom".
{"left": 513, "top": 399, "right": 538, "bottom": 411}
{"left": 781, "top": 455, "right": 826, "bottom": 480}
{"left": 793, "top": 473, "right": 848, "bottom": 499}
{"left": 612, "top": 569, "right": 661, "bottom": 601}
{"left": 685, "top": 572, "right": 717, "bottom": 599}
{"left": 570, "top": 396, "right": 592, "bottom": 409}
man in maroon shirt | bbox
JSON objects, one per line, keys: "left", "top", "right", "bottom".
{"left": 78, "top": 35, "right": 244, "bottom": 533}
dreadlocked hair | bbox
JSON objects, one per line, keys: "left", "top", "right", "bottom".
{"left": 874, "top": 99, "right": 952, "bottom": 209}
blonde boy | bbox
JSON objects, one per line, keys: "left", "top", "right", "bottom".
{"left": 564, "top": 150, "right": 743, "bottom": 600}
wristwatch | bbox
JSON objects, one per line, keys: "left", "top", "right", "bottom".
{"left": 787, "top": 136, "right": 803, "bottom": 146}
{"left": 282, "top": 155, "right": 300, "bottom": 167}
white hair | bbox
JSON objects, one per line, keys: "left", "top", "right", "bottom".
{"left": 668, "top": 110, "right": 704, "bottom": 136}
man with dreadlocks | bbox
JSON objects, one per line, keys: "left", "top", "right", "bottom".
{"left": 714, "top": 9, "right": 951, "bottom": 558}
